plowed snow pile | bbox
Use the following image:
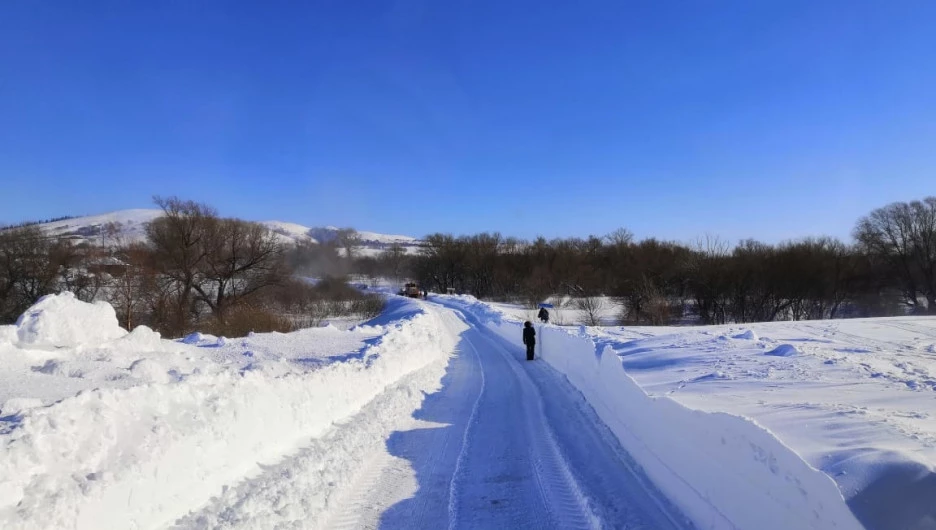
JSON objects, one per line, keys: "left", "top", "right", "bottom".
{"left": 0, "top": 293, "right": 457, "bottom": 530}
{"left": 458, "top": 296, "right": 936, "bottom": 530}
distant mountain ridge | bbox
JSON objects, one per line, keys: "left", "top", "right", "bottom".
{"left": 32, "top": 209, "right": 421, "bottom": 256}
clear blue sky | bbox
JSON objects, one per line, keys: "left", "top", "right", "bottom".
{"left": 2, "top": 1, "right": 934, "bottom": 243}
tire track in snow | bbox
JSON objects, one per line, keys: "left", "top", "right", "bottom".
{"left": 318, "top": 303, "right": 690, "bottom": 530}
{"left": 446, "top": 333, "right": 486, "bottom": 530}
{"left": 324, "top": 450, "right": 407, "bottom": 530}
{"left": 880, "top": 320, "right": 936, "bottom": 341}
{"left": 469, "top": 327, "right": 600, "bottom": 530}
{"left": 320, "top": 308, "right": 482, "bottom": 530}
{"left": 440, "top": 299, "right": 694, "bottom": 530}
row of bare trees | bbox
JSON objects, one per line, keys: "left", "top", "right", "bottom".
{"left": 355, "top": 196, "right": 936, "bottom": 324}
{"left": 97, "top": 197, "right": 289, "bottom": 334}
{"left": 0, "top": 226, "right": 108, "bottom": 323}
{"left": 1, "top": 197, "right": 384, "bottom": 336}
{"left": 4, "top": 195, "right": 931, "bottom": 330}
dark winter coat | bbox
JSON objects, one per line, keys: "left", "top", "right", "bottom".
{"left": 538, "top": 308, "right": 549, "bottom": 322}
{"left": 523, "top": 326, "right": 536, "bottom": 345}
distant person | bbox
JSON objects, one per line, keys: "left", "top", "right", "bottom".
{"left": 522, "top": 321, "right": 536, "bottom": 361}
{"left": 538, "top": 307, "right": 549, "bottom": 323}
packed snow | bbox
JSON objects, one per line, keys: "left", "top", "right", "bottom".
{"left": 3, "top": 290, "right": 934, "bottom": 529}
{"left": 0, "top": 293, "right": 456, "bottom": 529}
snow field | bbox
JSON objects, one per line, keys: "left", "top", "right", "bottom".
{"left": 442, "top": 295, "right": 865, "bottom": 530}
{"left": 0, "top": 293, "right": 459, "bottom": 530}
{"left": 595, "top": 319, "right": 936, "bottom": 530}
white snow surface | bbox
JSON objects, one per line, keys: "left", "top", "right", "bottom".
{"left": 0, "top": 293, "right": 455, "bottom": 530}
{"left": 257, "top": 220, "right": 320, "bottom": 244}
{"left": 15, "top": 291, "right": 128, "bottom": 348}
{"left": 4, "top": 291, "right": 934, "bottom": 530}
{"left": 445, "top": 295, "right": 935, "bottom": 530}
{"left": 307, "top": 225, "right": 417, "bottom": 245}
{"left": 34, "top": 210, "right": 421, "bottom": 254}
{"left": 39, "top": 209, "right": 163, "bottom": 244}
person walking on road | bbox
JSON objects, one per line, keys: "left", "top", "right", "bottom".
{"left": 537, "top": 307, "right": 550, "bottom": 323}
{"left": 522, "top": 321, "right": 536, "bottom": 361}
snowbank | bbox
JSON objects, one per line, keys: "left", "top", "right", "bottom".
{"left": 0, "top": 325, "right": 16, "bottom": 346}
{"left": 441, "top": 295, "right": 864, "bottom": 530}
{"left": 15, "top": 291, "right": 127, "bottom": 348}
{"left": 0, "top": 294, "right": 458, "bottom": 530}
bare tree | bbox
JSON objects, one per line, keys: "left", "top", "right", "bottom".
{"left": 378, "top": 242, "right": 408, "bottom": 282}
{"left": 605, "top": 228, "right": 634, "bottom": 247}
{"left": 576, "top": 296, "right": 606, "bottom": 326}
{"left": 194, "top": 218, "right": 285, "bottom": 319}
{"left": 686, "top": 235, "right": 731, "bottom": 324}
{"left": 0, "top": 226, "right": 60, "bottom": 322}
{"left": 101, "top": 221, "right": 125, "bottom": 248}
{"left": 107, "top": 243, "right": 156, "bottom": 330}
{"left": 855, "top": 197, "right": 936, "bottom": 313}
{"left": 335, "top": 228, "right": 362, "bottom": 260}
{"left": 418, "top": 233, "right": 467, "bottom": 293}
{"left": 145, "top": 196, "right": 219, "bottom": 334}
{"left": 55, "top": 243, "right": 105, "bottom": 303}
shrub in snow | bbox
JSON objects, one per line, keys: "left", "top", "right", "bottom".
{"left": 765, "top": 344, "right": 800, "bottom": 357}
{"left": 733, "top": 330, "right": 758, "bottom": 340}
{"left": 15, "top": 292, "right": 127, "bottom": 348}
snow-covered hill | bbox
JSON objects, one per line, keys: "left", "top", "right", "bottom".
{"left": 32, "top": 209, "right": 421, "bottom": 255}
{"left": 38, "top": 209, "right": 163, "bottom": 245}
{"left": 306, "top": 226, "right": 417, "bottom": 247}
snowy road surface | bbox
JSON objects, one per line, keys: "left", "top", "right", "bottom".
{"left": 178, "top": 302, "right": 691, "bottom": 529}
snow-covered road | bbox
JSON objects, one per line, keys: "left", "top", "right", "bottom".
{"left": 176, "top": 301, "right": 691, "bottom": 529}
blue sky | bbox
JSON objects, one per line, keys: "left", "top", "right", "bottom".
{"left": 1, "top": 1, "right": 934, "bottom": 243}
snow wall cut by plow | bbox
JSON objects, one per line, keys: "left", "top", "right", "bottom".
{"left": 443, "top": 295, "right": 864, "bottom": 530}
{"left": 0, "top": 295, "right": 460, "bottom": 530}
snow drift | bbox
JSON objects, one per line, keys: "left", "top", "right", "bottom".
{"left": 0, "top": 293, "right": 458, "bottom": 530}
{"left": 442, "top": 295, "right": 865, "bottom": 530}
{"left": 15, "top": 291, "right": 127, "bottom": 348}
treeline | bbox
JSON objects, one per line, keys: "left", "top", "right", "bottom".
{"left": 0, "top": 215, "right": 78, "bottom": 230}
{"left": 5, "top": 195, "right": 933, "bottom": 331}
{"left": 356, "top": 197, "right": 936, "bottom": 324}
{"left": 0, "top": 198, "right": 383, "bottom": 336}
